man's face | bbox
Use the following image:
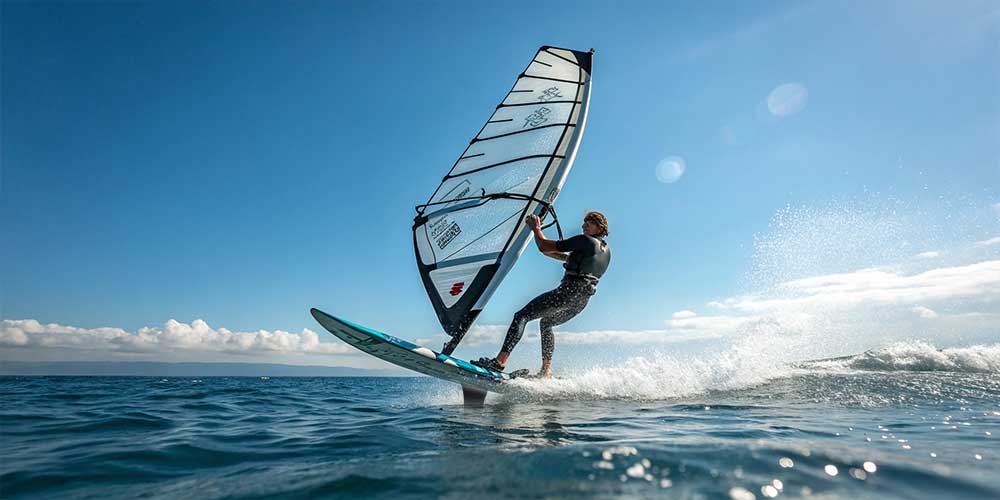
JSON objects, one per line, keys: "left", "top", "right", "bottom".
{"left": 582, "top": 219, "right": 599, "bottom": 236}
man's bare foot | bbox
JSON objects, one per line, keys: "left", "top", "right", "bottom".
{"left": 536, "top": 368, "right": 553, "bottom": 378}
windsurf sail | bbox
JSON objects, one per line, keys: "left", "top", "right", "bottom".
{"left": 412, "top": 45, "right": 594, "bottom": 355}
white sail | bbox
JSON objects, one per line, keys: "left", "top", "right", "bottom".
{"left": 412, "top": 46, "right": 593, "bottom": 353}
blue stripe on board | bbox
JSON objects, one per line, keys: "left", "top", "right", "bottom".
{"left": 330, "top": 312, "right": 502, "bottom": 380}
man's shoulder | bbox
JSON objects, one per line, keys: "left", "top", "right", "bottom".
{"left": 556, "top": 234, "right": 589, "bottom": 252}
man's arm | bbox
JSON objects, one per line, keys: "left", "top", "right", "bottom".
{"left": 543, "top": 250, "right": 568, "bottom": 262}
{"left": 526, "top": 215, "right": 559, "bottom": 253}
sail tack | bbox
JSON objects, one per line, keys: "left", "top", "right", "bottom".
{"left": 413, "top": 46, "right": 593, "bottom": 354}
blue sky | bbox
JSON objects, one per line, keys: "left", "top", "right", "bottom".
{"left": 2, "top": 1, "right": 998, "bottom": 369}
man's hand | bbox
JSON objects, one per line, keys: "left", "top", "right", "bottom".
{"left": 526, "top": 214, "right": 558, "bottom": 253}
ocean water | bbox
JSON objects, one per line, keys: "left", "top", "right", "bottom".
{"left": 2, "top": 342, "right": 998, "bottom": 499}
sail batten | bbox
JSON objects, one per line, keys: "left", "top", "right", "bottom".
{"left": 413, "top": 46, "right": 593, "bottom": 354}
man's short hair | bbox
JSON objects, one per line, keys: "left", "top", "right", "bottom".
{"left": 585, "top": 211, "right": 609, "bottom": 237}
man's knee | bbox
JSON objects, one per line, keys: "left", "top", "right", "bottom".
{"left": 514, "top": 306, "right": 535, "bottom": 322}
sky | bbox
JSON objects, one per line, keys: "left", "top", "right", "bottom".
{"left": 2, "top": 0, "right": 998, "bottom": 371}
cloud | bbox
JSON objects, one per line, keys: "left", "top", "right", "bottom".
{"left": 418, "top": 320, "right": 725, "bottom": 350}
{"left": 418, "top": 257, "right": 1000, "bottom": 353}
{"left": 993, "top": 203, "right": 1000, "bottom": 218}
{"left": 0, "top": 319, "right": 354, "bottom": 356}
{"left": 728, "top": 260, "right": 1000, "bottom": 313}
{"left": 975, "top": 236, "right": 1000, "bottom": 247}
{"left": 915, "top": 251, "right": 941, "bottom": 259}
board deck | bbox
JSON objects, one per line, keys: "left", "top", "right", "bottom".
{"left": 310, "top": 308, "right": 516, "bottom": 394}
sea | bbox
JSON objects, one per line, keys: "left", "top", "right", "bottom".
{"left": 2, "top": 342, "right": 998, "bottom": 499}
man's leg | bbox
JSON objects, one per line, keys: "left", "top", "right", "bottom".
{"left": 535, "top": 287, "right": 591, "bottom": 376}
{"left": 493, "top": 286, "right": 567, "bottom": 367}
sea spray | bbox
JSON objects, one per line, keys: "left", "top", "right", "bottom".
{"left": 805, "top": 341, "right": 1000, "bottom": 373}
{"left": 510, "top": 194, "right": 1000, "bottom": 401}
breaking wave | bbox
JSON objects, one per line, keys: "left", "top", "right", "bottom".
{"left": 502, "top": 341, "right": 1000, "bottom": 402}
{"left": 802, "top": 341, "right": 1000, "bottom": 373}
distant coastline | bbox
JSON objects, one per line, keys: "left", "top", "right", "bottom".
{"left": 0, "top": 361, "right": 410, "bottom": 377}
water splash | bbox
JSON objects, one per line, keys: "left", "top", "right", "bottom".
{"left": 508, "top": 194, "right": 1000, "bottom": 401}
{"left": 805, "top": 342, "right": 1000, "bottom": 373}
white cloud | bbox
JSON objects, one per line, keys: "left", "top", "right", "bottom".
{"left": 729, "top": 260, "right": 1000, "bottom": 313}
{"left": 975, "top": 236, "right": 1000, "bottom": 247}
{"left": 556, "top": 328, "right": 722, "bottom": 345}
{"left": 408, "top": 258, "right": 1000, "bottom": 353}
{"left": 0, "top": 319, "right": 354, "bottom": 356}
{"left": 915, "top": 251, "right": 941, "bottom": 259}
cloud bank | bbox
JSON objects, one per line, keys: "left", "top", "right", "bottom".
{"left": 0, "top": 319, "right": 353, "bottom": 358}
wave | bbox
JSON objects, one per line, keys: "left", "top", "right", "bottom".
{"left": 801, "top": 341, "right": 1000, "bottom": 373}
{"left": 497, "top": 341, "right": 1000, "bottom": 403}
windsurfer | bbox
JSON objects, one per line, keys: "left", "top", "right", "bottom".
{"left": 472, "top": 211, "right": 611, "bottom": 377}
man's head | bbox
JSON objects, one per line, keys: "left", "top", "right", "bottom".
{"left": 582, "top": 211, "right": 609, "bottom": 237}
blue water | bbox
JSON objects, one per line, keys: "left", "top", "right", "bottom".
{"left": 2, "top": 349, "right": 999, "bottom": 499}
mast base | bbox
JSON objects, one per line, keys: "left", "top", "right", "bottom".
{"left": 462, "top": 385, "right": 487, "bottom": 406}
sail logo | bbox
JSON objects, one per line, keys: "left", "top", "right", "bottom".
{"left": 537, "top": 87, "right": 563, "bottom": 102}
{"left": 524, "top": 106, "right": 552, "bottom": 128}
{"left": 435, "top": 222, "right": 462, "bottom": 249}
{"left": 449, "top": 282, "right": 465, "bottom": 296}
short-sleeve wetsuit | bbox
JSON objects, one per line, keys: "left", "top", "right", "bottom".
{"left": 499, "top": 234, "right": 611, "bottom": 360}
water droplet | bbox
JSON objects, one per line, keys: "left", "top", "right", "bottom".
{"left": 974, "top": 454, "right": 983, "bottom": 460}
{"left": 825, "top": 464, "right": 838, "bottom": 476}
{"left": 863, "top": 461, "right": 877, "bottom": 473}
{"left": 772, "top": 479, "right": 783, "bottom": 490}
{"left": 779, "top": 457, "right": 794, "bottom": 468}
{"left": 659, "top": 479, "right": 673, "bottom": 488}
{"left": 761, "top": 484, "right": 779, "bottom": 498}
{"left": 626, "top": 463, "right": 645, "bottom": 478}
{"left": 850, "top": 468, "right": 867, "bottom": 480}
{"left": 729, "top": 486, "right": 756, "bottom": 500}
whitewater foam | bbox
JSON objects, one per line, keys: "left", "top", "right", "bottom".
{"left": 500, "top": 340, "right": 1000, "bottom": 402}
{"left": 805, "top": 342, "right": 1000, "bottom": 373}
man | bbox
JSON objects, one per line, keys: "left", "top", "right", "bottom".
{"left": 471, "top": 211, "right": 611, "bottom": 377}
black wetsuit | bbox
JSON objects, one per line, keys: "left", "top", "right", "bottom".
{"left": 500, "top": 234, "right": 611, "bottom": 360}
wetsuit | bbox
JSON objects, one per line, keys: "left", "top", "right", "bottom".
{"left": 500, "top": 234, "right": 611, "bottom": 360}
